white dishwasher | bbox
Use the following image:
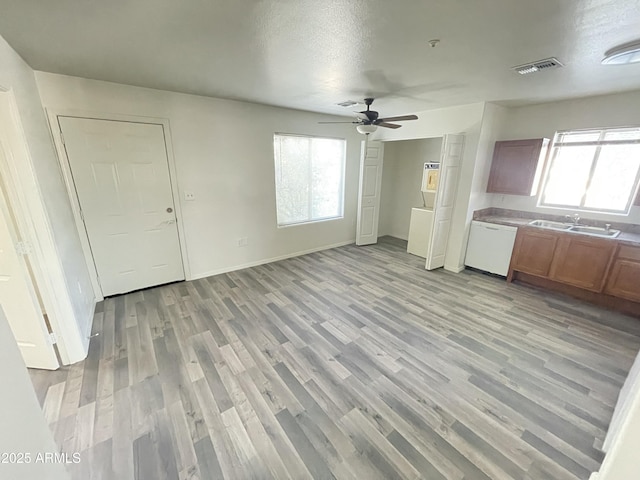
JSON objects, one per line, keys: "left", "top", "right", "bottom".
{"left": 464, "top": 221, "right": 517, "bottom": 276}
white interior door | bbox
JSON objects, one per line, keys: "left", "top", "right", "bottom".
{"left": 426, "top": 134, "right": 464, "bottom": 270}
{"left": 356, "top": 139, "right": 384, "bottom": 246}
{"left": 0, "top": 177, "right": 58, "bottom": 370}
{"left": 59, "top": 117, "right": 184, "bottom": 296}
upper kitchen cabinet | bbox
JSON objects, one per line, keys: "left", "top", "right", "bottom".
{"left": 486, "top": 138, "right": 549, "bottom": 196}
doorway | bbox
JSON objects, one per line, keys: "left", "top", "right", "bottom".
{"left": 57, "top": 117, "right": 185, "bottom": 297}
{"left": 378, "top": 137, "right": 444, "bottom": 241}
{"left": 376, "top": 134, "right": 464, "bottom": 270}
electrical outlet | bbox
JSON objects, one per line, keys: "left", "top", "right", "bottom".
{"left": 237, "top": 237, "right": 248, "bottom": 247}
{"left": 185, "top": 192, "right": 195, "bottom": 201}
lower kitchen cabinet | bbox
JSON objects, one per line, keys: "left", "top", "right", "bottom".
{"left": 508, "top": 227, "right": 640, "bottom": 315}
{"left": 509, "top": 228, "right": 559, "bottom": 277}
{"left": 605, "top": 245, "right": 640, "bottom": 302}
{"left": 549, "top": 235, "right": 616, "bottom": 292}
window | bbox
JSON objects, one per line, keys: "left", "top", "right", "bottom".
{"left": 273, "top": 134, "right": 346, "bottom": 226}
{"left": 539, "top": 127, "right": 640, "bottom": 214}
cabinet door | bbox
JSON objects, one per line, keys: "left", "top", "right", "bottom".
{"left": 510, "top": 228, "right": 559, "bottom": 277}
{"left": 549, "top": 236, "right": 616, "bottom": 292}
{"left": 486, "top": 139, "right": 548, "bottom": 196}
{"left": 605, "top": 245, "right": 640, "bottom": 301}
{"left": 605, "top": 260, "right": 640, "bottom": 302}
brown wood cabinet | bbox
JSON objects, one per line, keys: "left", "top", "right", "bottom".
{"left": 486, "top": 139, "right": 549, "bottom": 196}
{"left": 509, "top": 228, "right": 558, "bottom": 278}
{"left": 509, "top": 227, "right": 640, "bottom": 315}
{"left": 605, "top": 245, "right": 640, "bottom": 302}
{"left": 549, "top": 235, "right": 616, "bottom": 292}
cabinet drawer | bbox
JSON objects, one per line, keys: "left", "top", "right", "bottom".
{"left": 618, "top": 245, "right": 640, "bottom": 262}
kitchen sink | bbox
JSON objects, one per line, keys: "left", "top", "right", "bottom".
{"left": 568, "top": 225, "right": 621, "bottom": 238}
{"left": 528, "top": 220, "right": 571, "bottom": 230}
{"left": 528, "top": 219, "right": 621, "bottom": 238}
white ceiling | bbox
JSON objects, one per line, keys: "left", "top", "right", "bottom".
{"left": 1, "top": 0, "right": 640, "bottom": 118}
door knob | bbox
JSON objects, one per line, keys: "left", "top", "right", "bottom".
{"left": 166, "top": 207, "right": 173, "bottom": 213}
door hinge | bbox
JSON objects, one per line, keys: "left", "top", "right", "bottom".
{"left": 48, "top": 332, "right": 58, "bottom": 345}
{"left": 15, "top": 240, "right": 33, "bottom": 255}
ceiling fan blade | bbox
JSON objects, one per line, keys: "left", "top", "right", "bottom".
{"left": 378, "top": 122, "right": 402, "bottom": 129}
{"left": 318, "top": 121, "right": 358, "bottom": 124}
{"left": 377, "top": 114, "right": 418, "bottom": 122}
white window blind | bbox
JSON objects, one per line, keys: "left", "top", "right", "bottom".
{"left": 273, "top": 134, "right": 346, "bottom": 226}
{"left": 539, "top": 127, "right": 640, "bottom": 214}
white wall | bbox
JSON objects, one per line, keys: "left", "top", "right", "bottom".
{"left": 35, "top": 72, "right": 364, "bottom": 280}
{"left": 379, "top": 138, "right": 442, "bottom": 239}
{"left": 374, "top": 102, "right": 486, "bottom": 271}
{"left": 469, "top": 103, "right": 508, "bottom": 213}
{"left": 490, "top": 90, "right": 640, "bottom": 224}
{"left": 0, "top": 306, "right": 70, "bottom": 480}
{"left": 0, "top": 35, "right": 93, "bottom": 363}
{"left": 440, "top": 102, "right": 509, "bottom": 270}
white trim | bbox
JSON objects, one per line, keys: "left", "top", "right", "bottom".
{"left": 0, "top": 91, "right": 84, "bottom": 364}
{"left": 444, "top": 263, "right": 466, "bottom": 273}
{"left": 44, "top": 108, "right": 191, "bottom": 299}
{"left": 190, "top": 239, "right": 355, "bottom": 280}
{"left": 276, "top": 215, "right": 345, "bottom": 229}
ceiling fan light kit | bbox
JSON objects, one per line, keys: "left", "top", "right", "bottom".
{"left": 320, "top": 97, "right": 419, "bottom": 134}
{"left": 602, "top": 39, "right": 640, "bottom": 65}
{"left": 356, "top": 124, "right": 378, "bottom": 135}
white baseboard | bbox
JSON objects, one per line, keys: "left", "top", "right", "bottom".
{"left": 190, "top": 240, "right": 356, "bottom": 281}
{"left": 444, "top": 263, "right": 465, "bottom": 273}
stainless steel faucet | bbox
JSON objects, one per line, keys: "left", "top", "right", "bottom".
{"left": 565, "top": 213, "right": 581, "bottom": 225}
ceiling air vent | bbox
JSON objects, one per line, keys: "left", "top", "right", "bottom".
{"left": 512, "top": 57, "right": 564, "bottom": 75}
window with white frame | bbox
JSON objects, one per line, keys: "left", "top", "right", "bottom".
{"left": 273, "top": 134, "right": 346, "bottom": 226}
{"left": 539, "top": 127, "right": 640, "bottom": 214}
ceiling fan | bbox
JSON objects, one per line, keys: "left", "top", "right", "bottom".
{"left": 320, "top": 98, "right": 418, "bottom": 134}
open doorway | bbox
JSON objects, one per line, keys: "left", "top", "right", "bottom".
{"left": 375, "top": 134, "right": 464, "bottom": 270}
{"left": 378, "top": 137, "right": 444, "bottom": 241}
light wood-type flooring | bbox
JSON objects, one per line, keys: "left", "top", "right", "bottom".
{"left": 30, "top": 237, "right": 640, "bottom": 480}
